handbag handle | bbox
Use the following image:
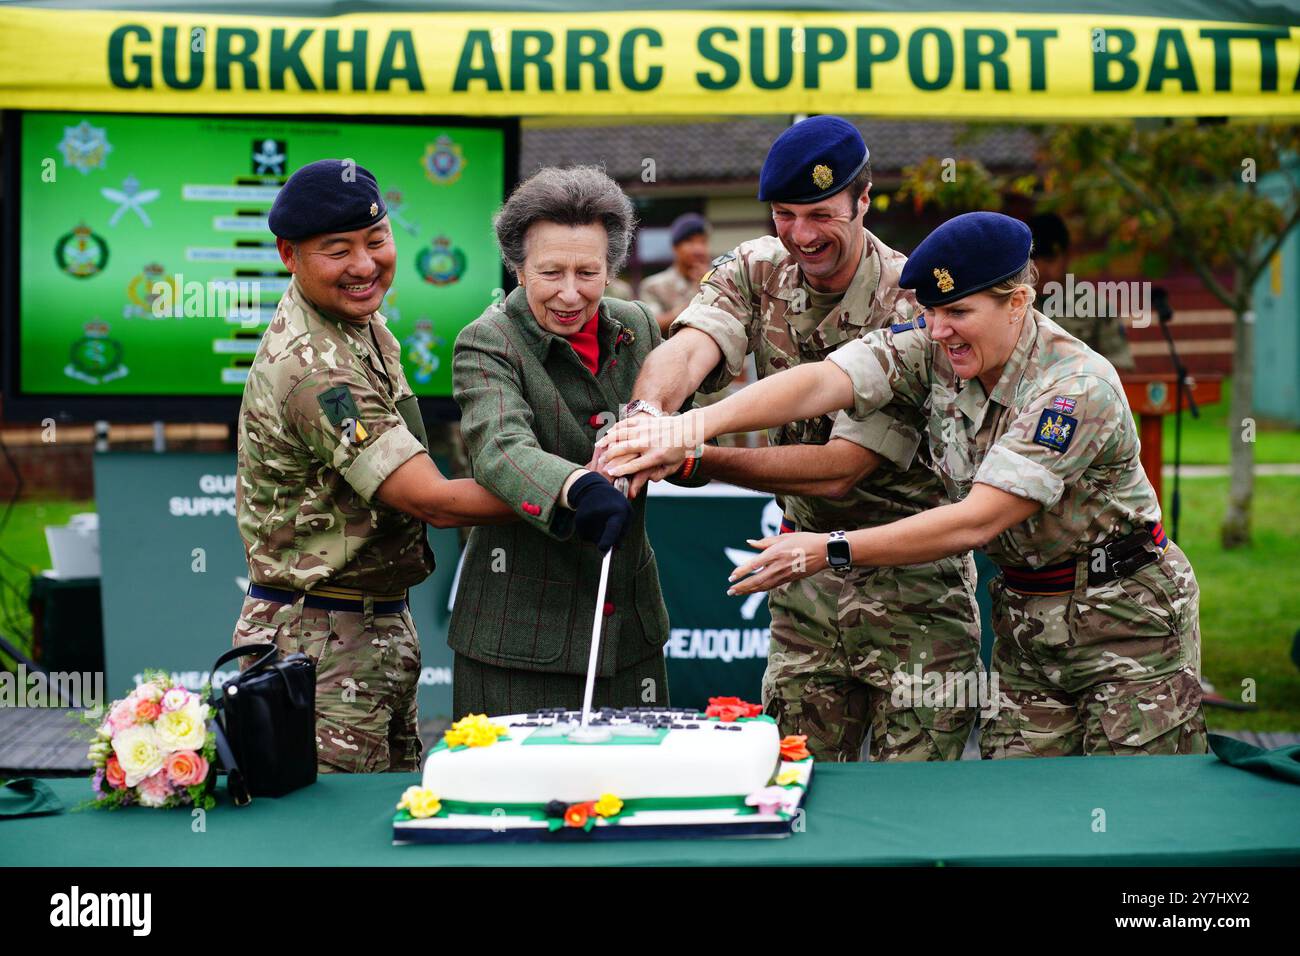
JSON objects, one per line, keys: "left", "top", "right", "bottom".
{"left": 211, "top": 641, "right": 279, "bottom": 680}
{"left": 211, "top": 719, "right": 251, "bottom": 807}
{"left": 207, "top": 643, "right": 278, "bottom": 808}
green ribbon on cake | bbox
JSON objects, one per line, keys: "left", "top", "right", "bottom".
{"left": 394, "top": 792, "right": 762, "bottom": 825}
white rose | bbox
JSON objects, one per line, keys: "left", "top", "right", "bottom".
{"left": 155, "top": 704, "right": 207, "bottom": 752}
{"left": 135, "top": 681, "right": 164, "bottom": 702}
{"left": 112, "top": 725, "right": 166, "bottom": 787}
{"left": 161, "top": 688, "right": 191, "bottom": 712}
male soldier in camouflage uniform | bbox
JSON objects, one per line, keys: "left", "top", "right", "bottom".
{"left": 232, "top": 159, "right": 513, "bottom": 772}
{"left": 1029, "top": 213, "right": 1135, "bottom": 371}
{"left": 637, "top": 212, "right": 1206, "bottom": 757}
{"left": 604, "top": 117, "right": 982, "bottom": 762}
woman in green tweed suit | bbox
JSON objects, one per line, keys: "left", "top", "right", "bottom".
{"left": 449, "top": 166, "right": 671, "bottom": 717}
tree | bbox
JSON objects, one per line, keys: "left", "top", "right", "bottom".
{"left": 900, "top": 122, "right": 1300, "bottom": 549}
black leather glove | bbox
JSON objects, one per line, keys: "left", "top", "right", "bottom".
{"left": 568, "top": 472, "right": 631, "bottom": 553}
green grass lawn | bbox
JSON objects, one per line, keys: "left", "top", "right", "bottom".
{"left": 0, "top": 500, "right": 95, "bottom": 660}
{"left": 1177, "top": 475, "right": 1300, "bottom": 732}
{"left": 1159, "top": 376, "right": 1300, "bottom": 466}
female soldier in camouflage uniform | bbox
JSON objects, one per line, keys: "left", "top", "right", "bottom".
{"left": 601, "top": 212, "right": 1208, "bottom": 758}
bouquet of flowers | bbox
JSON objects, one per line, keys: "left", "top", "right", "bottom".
{"left": 84, "top": 670, "right": 217, "bottom": 810}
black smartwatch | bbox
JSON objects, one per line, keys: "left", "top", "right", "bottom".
{"left": 826, "top": 531, "right": 852, "bottom": 574}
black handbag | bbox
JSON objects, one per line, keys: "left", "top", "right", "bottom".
{"left": 209, "top": 643, "right": 317, "bottom": 805}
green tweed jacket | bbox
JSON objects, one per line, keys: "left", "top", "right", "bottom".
{"left": 449, "top": 287, "right": 669, "bottom": 676}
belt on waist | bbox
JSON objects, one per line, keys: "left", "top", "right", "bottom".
{"left": 247, "top": 583, "right": 408, "bottom": 614}
{"left": 999, "top": 523, "right": 1169, "bottom": 595}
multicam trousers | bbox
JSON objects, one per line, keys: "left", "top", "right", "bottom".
{"left": 980, "top": 542, "right": 1208, "bottom": 758}
{"left": 231, "top": 593, "right": 422, "bottom": 773}
{"left": 762, "top": 553, "right": 982, "bottom": 762}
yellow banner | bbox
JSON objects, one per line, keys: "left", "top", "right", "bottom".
{"left": 1, "top": 7, "right": 1297, "bottom": 117}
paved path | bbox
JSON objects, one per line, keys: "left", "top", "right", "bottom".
{"left": 1168, "top": 463, "right": 1300, "bottom": 477}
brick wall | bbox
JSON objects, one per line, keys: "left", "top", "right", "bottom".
{"left": 0, "top": 423, "right": 231, "bottom": 502}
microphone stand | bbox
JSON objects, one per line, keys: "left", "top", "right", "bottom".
{"left": 1152, "top": 287, "right": 1198, "bottom": 544}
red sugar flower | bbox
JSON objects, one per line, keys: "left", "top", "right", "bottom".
{"left": 706, "top": 696, "right": 763, "bottom": 722}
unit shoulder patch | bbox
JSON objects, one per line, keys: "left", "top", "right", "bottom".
{"left": 1033, "top": 409, "right": 1077, "bottom": 453}
{"left": 318, "top": 385, "right": 360, "bottom": 425}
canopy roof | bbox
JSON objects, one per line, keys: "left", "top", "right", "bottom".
{"left": 2, "top": 0, "right": 1297, "bottom": 117}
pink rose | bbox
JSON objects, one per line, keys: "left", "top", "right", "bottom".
{"left": 165, "top": 750, "right": 209, "bottom": 787}
{"left": 137, "top": 770, "right": 174, "bottom": 808}
{"left": 162, "top": 688, "right": 191, "bottom": 712}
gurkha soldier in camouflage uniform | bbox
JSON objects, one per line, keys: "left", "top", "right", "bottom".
{"left": 232, "top": 160, "right": 512, "bottom": 772}
{"left": 647, "top": 213, "right": 1206, "bottom": 757}
{"left": 607, "top": 117, "right": 982, "bottom": 762}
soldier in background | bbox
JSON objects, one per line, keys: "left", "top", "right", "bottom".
{"left": 639, "top": 212, "right": 714, "bottom": 335}
{"left": 233, "top": 159, "right": 514, "bottom": 773}
{"left": 1030, "top": 212, "right": 1136, "bottom": 371}
{"left": 603, "top": 117, "right": 982, "bottom": 763}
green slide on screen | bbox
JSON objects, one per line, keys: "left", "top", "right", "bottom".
{"left": 19, "top": 111, "right": 505, "bottom": 398}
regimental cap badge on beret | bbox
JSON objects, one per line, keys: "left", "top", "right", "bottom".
{"left": 758, "top": 115, "right": 868, "bottom": 204}
{"left": 369, "top": 201, "right": 378, "bottom": 216}
{"left": 899, "top": 212, "right": 1032, "bottom": 307}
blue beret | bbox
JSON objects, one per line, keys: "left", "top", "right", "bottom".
{"left": 900, "top": 212, "right": 1033, "bottom": 307}
{"left": 669, "top": 212, "right": 709, "bottom": 246}
{"left": 268, "top": 159, "right": 387, "bottom": 241}
{"left": 758, "top": 116, "right": 870, "bottom": 204}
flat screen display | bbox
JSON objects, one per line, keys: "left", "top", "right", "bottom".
{"left": 11, "top": 111, "right": 509, "bottom": 409}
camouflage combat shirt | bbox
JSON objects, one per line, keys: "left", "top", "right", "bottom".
{"left": 638, "top": 265, "right": 697, "bottom": 315}
{"left": 829, "top": 309, "right": 1161, "bottom": 568}
{"left": 236, "top": 276, "right": 434, "bottom": 592}
{"left": 670, "top": 230, "right": 942, "bottom": 533}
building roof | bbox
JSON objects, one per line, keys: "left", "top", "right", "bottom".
{"left": 521, "top": 117, "right": 1040, "bottom": 185}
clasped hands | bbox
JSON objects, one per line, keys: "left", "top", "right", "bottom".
{"left": 591, "top": 407, "right": 705, "bottom": 496}
{"left": 588, "top": 410, "right": 828, "bottom": 594}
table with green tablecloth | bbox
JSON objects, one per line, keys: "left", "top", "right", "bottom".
{"left": 6, "top": 755, "right": 1299, "bottom": 866}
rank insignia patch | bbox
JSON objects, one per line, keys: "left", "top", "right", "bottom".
{"left": 890, "top": 315, "right": 928, "bottom": 334}
{"left": 1051, "top": 396, "right": 1078, "bottom": 413}
{"left": 318, "top": 385, "right": 360, "bottom": 425}
{"left": 1034, "top": 410, "right": 1077, "bottom": 453}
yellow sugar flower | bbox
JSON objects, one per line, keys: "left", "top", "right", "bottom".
{"left": 397, "top": 786, "right": 442, "bottom": 819}
{"left": 443, "top": 713, "right": 509, "bottom": 749}
{"left": 593, "top": 793, "right": 623, "bottom": 817}
{"left": 775, "top": 766, "right": 805, "bottom": 787}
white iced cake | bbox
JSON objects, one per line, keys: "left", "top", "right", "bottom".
{"left": 392, "top": 703, "right": 814, "bottom": 842}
